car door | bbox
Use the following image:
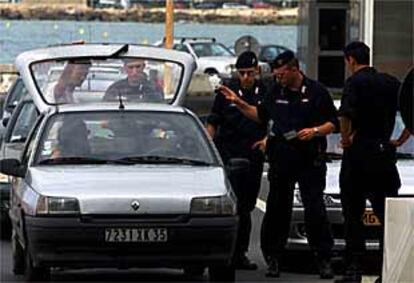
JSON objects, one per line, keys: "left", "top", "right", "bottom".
{"left": 1, "top": 100, "right": 39, "bottom": 161}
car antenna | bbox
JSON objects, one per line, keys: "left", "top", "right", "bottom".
{"left": 118, "top": 94, "right": 125, "bottom": 110}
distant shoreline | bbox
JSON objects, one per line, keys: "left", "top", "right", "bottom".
{"left": 0, "top": 4, "right": 298, "bottom": 25}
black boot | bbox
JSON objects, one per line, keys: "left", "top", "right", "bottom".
{"left": 234, "top": 254, "right": 258, "bottom": 270}
{"left": 265, "top": 257, "right": 280, "bottom": 278}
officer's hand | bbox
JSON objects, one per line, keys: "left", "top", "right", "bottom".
{"left": 297, "top": 128, "right": 316, "bottom": 141}
{"left": 340, "top": 136, "right": 353, "bottom": 148}
{"left": 218, "top": 85, "right": 240, "bottom": 104}
{"left": 252, "top": 137, "right": 267, "bottom": 153}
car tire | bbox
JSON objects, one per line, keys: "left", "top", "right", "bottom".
{"left": 183, "top": 266, "right": 205, "bottom": 277}
{"left": 11, "top": 229, "right": 24, "bottom": 275}
{"left": 24, "top": 248, "right": 50, "bottom": 282}
{"left": 208, "top": 265, "right": 235, "bottom": 282}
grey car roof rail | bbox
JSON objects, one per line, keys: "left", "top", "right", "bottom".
{"left": 162, "top": 37, "right": 216, "bottom": 44}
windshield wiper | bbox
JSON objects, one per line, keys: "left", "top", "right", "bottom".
{"left": 117, "top": 155, "right": 212, "bottom": 166}
{"left": 38, "top": 157, "right": 134, "bottom": 165}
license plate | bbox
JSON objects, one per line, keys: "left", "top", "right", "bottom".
{"left": 105, "top": 228, "right": 168, "bottom": 242}
{"left": 362, "top": 210, "right": 381, "bottom": 226}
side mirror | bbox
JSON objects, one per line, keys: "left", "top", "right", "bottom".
{"left": 2, "top": 117, "right": 9, "bottom": 128}
{"left": 226, "top": 158, "right": 250, "bottom": 175}
{"left": 0, "top": 159, "right": 25, "bottom": 178}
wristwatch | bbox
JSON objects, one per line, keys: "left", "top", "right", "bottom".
{"left": 313, "top": 127, "right": 320, "bottom": 136}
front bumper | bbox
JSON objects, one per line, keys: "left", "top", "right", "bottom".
{"left": 288, "top": 206, "right": 381, "bottom": 252}
{"left": 25, "top": 215, "right": 238, "bottom": 269}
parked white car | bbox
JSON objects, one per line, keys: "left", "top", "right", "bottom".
{"left": 155, "top": 37, "right": 237, "bottom": 78}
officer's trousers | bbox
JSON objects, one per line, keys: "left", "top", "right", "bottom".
{"left": 261, "top": 149, "right": 333, "bottom": 261}
{"left": 226, "top": 150, "right": 264, "bottom": 256}
{"left": 340, "top": 141, "right": 400, "bottom": 269}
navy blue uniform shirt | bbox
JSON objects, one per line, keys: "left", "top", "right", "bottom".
{"left": 258, "top": 75, "right": 338, "bottom": 153}
{"left": 207, "top": 78, "right": 267, "bottom": 156}
{"left": 339, "top": 67, "right": 400, "bottom": 141}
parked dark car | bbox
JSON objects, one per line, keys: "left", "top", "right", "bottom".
{"left": 0, "top": 77, "right": 29, "bottom": 145}
{"left": 0, "top": 99, "right": 38, "bottom": 237}
{"left": 258, "top": 44, "right": 291, "bottom": 65}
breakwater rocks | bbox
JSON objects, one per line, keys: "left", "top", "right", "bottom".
{"left": 0, "top": 4, "right": 298, "bottom": 25}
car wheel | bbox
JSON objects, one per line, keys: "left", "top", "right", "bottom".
{"left": 183, "top": 266, "right": 205, "bottom": 277}
{"left": 208, "top": 265, "right": 235, "bottom": 282}
{"left": 11, "top": 229, "right": 24, "bottom": 275}
{"left": 24, "top": 248, "right": 50, "bottom": 282}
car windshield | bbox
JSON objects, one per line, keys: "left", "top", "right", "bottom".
{"left": 35, "top": 111, "right": 216, "bottom": 166}
{"left": 30, "top": 58, "right": 183, "bottom": 105}
{"left": 190, "top": 42, "right": 234, "bottom": 57}
{"left": 326, "top": 113, "right": 414, "bottom": 159}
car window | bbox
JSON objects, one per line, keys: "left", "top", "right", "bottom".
{"left": 35, "top": 111, "right": 217, "bottom": 165}
{"left": 30, "top": 58, "right": 183, "bottom": 105}
{"left": 173, "top": 44, "right": 191, "bottom": 54}
{"left": 190, "top": 42, "right": 233, "bottom": 57}
{"left": 4, "top": 78, "right": 29, "bottom": 112}
{"left": 21, "top": 115, "right": 43, "bottom": 165}
{"left": 7, "top": 102, "right": 39, "bottom": 144}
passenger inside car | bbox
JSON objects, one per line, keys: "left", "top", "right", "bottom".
{"left": 51, "top": 118, "right": 91, "bottom": 158}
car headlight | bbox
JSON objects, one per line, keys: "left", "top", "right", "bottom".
{"left": 36, "top": 196, "right": 80, "bottom": 215}
{"left": 190, "top": 194, "right": 237, "bottom": 215}
{"left": 0, "top": 173, "right": 10, "bottom": 184}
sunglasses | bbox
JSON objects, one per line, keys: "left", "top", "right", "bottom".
{"left": 238, "top": 70, "right": 255, "bottom": 76}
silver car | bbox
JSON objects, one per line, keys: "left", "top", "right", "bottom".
{"left": 1, "top": 44, "right": 239, "bottom": 282}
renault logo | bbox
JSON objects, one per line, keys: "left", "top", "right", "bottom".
{"left": 131, "top": 200, "right": 140, "bottom": 211}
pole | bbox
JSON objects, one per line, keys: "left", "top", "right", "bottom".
{"left": 165, "top": 0, "right": 174, "bottom": 49}
{"left": 164, "top": 0, "right": 175, "bottom": 98}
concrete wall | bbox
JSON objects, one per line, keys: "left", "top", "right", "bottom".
{"left": 22, "top": 0, "right": 87, "bottom": 5}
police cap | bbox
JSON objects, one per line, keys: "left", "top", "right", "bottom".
{"left": 235, "top": 51, "right": 258, "bottom": 69}
{"left": 271, "top": 50, "right": 296, "bottom": 70}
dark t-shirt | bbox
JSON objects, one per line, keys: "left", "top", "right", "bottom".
{"left": 103, "top": 78, "right": 163, "bottom": 102}
{"left": 257, "top": 76, "right": 338, "bottom": 153}
{"left": 207, "top": 78, "right": 267, "bottom": 157}
{"left": 339, "top": 67, "right": 400, "bottom": 141}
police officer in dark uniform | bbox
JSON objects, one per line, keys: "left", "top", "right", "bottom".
{"left": 337, "top": 42, "right": 401, "bottom": 283}
{"left": 206, "top": 51, "right": 267, "bottom": 270}
{"left": 219, "top": 50, "right": 337, "bottom": 279}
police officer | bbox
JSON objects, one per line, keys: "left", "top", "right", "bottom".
{"left": 219, "top": 50, "right": 337, "bottom": 279}
{"left": 206, "top": 51, "right": 267, "bottom": 270}
{"left": 337, "top": 42, "right": 401, "bottom": 283}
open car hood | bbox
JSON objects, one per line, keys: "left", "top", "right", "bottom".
{"left": 15, "top": 44, "right": 196, "bottom": 114}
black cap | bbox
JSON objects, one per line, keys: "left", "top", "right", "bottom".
{"left": 271, "top": 50, "right": 296, "bottom": 70}
{"left": 235, "top": 51, "right": 258, "bottom": 69}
